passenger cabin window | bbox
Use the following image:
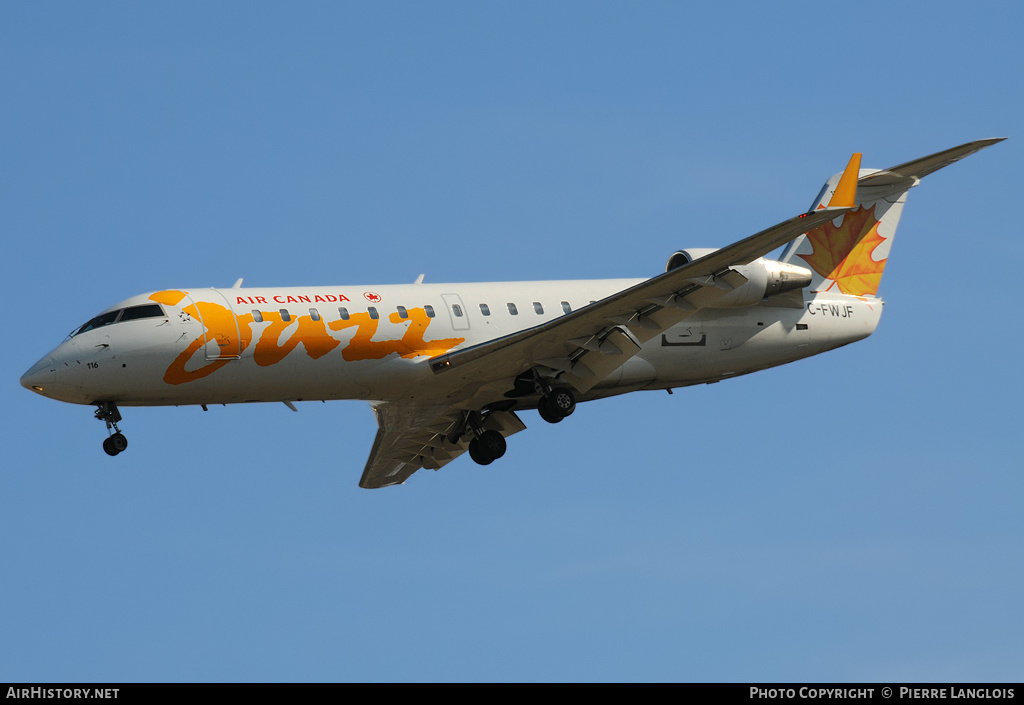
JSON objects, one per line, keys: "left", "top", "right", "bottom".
{"left": 338, "top": 307, "right": 350, "bottom": 320}
{"left": 533, "top": 302, "right": 544, "bottom": 315}
{"left": 424, "top": 305, "right": 435, "bottom": 318}
{"left": 280, "top": 309, "right": 291, "bottom": 322}
{"left": 507, "top": 303, "right": 518, "bottom": 315}
{"left": 452, "top": 304, "right": 464, "bottom": 318}
{"left": 397, "top": 306, "right": 408, "bottom": 319}
{"left": 252, "top": 310, "right": 264, "bottom": 323}
{"left": 479, "top": 303, "right": 490, "bottom": 316}
{"left": 561, "top": 301, "right": 572, "bottom": 314}
{"left": 368, "top": 307, "right": 379, "bottom": 320}
{"left": 309, "top": 308, "right": 321, "bottom": 321}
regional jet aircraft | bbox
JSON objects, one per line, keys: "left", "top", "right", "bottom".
{"left": 21, "top": 140, "right": 1003, "bottom": 487}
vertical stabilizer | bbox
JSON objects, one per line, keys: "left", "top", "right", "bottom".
{"left": 780, "top": 163, "right": 907, "bottom": 297}
{"left": 780, "top": 139, "right": 1004, "bottom": 297}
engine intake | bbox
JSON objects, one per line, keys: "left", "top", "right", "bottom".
{"left": 665, "top": 248, "right": 719, "bottom": 271}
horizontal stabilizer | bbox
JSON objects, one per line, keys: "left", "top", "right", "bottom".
{"left": 859, "top": 138, "right": 1005, "bottom": 189}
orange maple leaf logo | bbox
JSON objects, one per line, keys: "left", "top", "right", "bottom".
{"left": 798, "top": 205, "right": 888, "bottom": 296}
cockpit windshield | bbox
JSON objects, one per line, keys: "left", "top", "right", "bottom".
{"left": 69, "top": 304, "right": 166, "bottom": 338}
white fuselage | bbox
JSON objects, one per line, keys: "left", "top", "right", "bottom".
{"left": 21, "top": 279, "right": 882, "bottom": 410}
{"left": 19, "top": 139, "right": 999, "bottom": 482}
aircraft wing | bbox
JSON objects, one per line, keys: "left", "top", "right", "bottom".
{"left": 359, "top": 206, "right": 850, "bottom": 487}
{"left": 422, "top": 140, "right": 1006, "bottom": 403}
{"left": 359, "top": 402, "right": 526, "bottom": 488}
{"left": 428, "top": 206, "right": 852, "bottom": 397}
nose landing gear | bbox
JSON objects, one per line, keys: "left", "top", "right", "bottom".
{"left": 95, "top": 402, "right": 128, "bottom": 456}
{"left": 102, "top": 433, "right": 128, "bottom": 456}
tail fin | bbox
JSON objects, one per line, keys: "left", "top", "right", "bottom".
{"left": 780, "top": 139, "right": 1005, "bottom": 297}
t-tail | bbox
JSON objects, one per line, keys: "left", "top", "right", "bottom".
{"left": 780, "top": 139, "right": 1005, "bottom": 297}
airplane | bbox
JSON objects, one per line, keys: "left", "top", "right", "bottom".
{"left": 20, "top": 139, "right": 1003, "bottom": 488}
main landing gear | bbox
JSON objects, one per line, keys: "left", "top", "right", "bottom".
{"left": 454, "top": 383, "right": 577, "bottom": 468}
{"left": 95, "top": 402, "right": 128, "bottom": 456}
{"left": 537, "top": 387, "right": 576, "bottom": 424}
{"left": 450, "top": 411, "right": 511, "bottom": 467}
{"left": 508, "top": 370, "right": 578, "bottom": 425}
{"left": 468, "top": 429, "right": 507, "bottom": 466}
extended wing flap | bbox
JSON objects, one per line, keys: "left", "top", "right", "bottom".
{"left": 359, "top": 404, "right": 459, "bottom": 488}
{"left": 561, "top": 326, "right": 642, "bottom": 390}
{"left": 359, "top": 403, "right": 527, "bottom": 488}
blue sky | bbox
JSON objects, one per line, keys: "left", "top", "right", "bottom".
{"left": 2, "top": 2, "right": 1021, "bottom": 682}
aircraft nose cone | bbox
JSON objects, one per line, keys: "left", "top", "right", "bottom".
{"left": 22, "top": 340, "right": 100, "bottom": 404}
{"left": 21, "top": 356, "right": 56, "bottom": 393}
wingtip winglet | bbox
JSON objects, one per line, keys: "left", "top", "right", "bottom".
{"left": 828, "top": 152, "right": 862, "bottom": 208}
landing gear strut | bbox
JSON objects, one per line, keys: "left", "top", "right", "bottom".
{"left": 449, "top": 411, "right": 510, "bottom": 467}
{"left": 95, "top": 402, "right": 128, "bottom": 456}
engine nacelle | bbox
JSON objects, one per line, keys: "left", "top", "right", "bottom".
{"left": 665, "top": 249, "right": 812, "bottom": 308}
{"left": 665, "top": 248, "right": 719, "bottom": 271}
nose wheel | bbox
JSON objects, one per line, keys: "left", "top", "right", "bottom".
{"left": 102, "top": 433, "right": 129, "bottom": 456}
{"left": 95, "top": 402, "right": 128, "bottom": 456}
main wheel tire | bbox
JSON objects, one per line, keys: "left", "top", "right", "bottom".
{"left": 479, "top": 430, "right": 507, "bottom": 460}
{"left": 541, "top": 388, "right": 576, "bottom": 421}
{"left": 548, "top": 388, "right": 576, "bottom": 417}
{"left": 538, "top": 402, "right": 562, "bottom": 424}
{"left": 468, "top": 438, "right": 493, "bottom": 466}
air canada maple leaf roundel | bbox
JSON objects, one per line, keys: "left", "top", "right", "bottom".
{"left": 363, "top": 291, "right": 382, "bottom": 303}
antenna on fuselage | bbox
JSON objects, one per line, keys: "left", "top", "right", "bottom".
{"left": 414, "top": 274, "right": 425, "bottom": 284}
{"left": 231, "top": 278, "right": 244, "bottom": 289}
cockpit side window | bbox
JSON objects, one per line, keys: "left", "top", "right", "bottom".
{"left": 118, "top": 304, "right": 165, "bottom": 322}
{"left": 71, "top": 310, "right": 122, "bottom": 337}
{"left": 70, "top": 303, "right": 167, "bottom": 338}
